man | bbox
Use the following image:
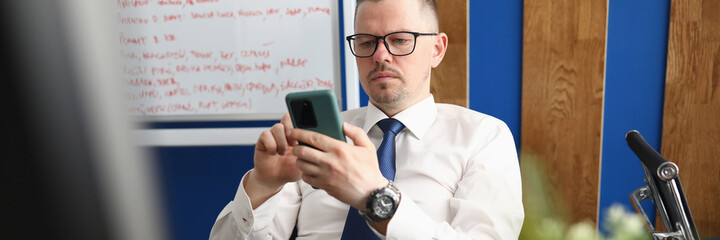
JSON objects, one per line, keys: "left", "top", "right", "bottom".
{"left": 209, "top": 0, "right": 524, "bottom": 239}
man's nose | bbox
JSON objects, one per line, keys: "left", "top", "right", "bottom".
{"left": 372, "top": 40, "right": 393, "bottom": 63}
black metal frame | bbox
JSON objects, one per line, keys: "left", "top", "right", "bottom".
{"left": 626, "top": 130, "right": 701, "bottom": 240}
{"left": 346, "top": 31, "right": 438, "bottom": 58}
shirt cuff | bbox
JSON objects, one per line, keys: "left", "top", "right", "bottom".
{"left": 231, "top": 171, "right": 284, "bottom": 234}
{"left": 386, "top": 193, "right": 437, "bottom": 239}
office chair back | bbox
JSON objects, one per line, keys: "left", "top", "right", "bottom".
{"left": 626, "top": 130, "right": 700, "bottom": 240}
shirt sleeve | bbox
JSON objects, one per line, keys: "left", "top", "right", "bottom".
{"left": 385, "top": 121, "right": 525, "bottom": 240}
{"left": 209, "top": 171, "right": 302, "bottom": 240}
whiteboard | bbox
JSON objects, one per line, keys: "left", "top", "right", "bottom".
{"left": 115, "top": 0, "right": 350, "bottom": 121}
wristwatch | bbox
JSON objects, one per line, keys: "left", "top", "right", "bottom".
{"left": 359, "top": 181, "right": 401, "bottom": 222}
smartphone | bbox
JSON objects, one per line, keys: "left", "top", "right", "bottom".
{"left": 285, "top": 89, "right": 346, "bottom": 146}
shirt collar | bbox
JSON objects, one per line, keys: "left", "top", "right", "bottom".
{"left": 362, "top": 95, "right": 438, "bottom": 140}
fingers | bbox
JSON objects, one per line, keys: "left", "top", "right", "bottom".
{"left": 295, "top": 156, "right": 322, "bottom": 175}
{"left": 290, "top": 128, "right": 340, "bottom": 152}
{"left": 281, "top": 113, "right": 298, "bottom": 146}
{"left": 281, "top": 113, "right": 294, "bottom": 132}
{"left": 256, "top": 114, "right": 295, "bottom": 155}
{"left": 343, "top": 122, "right": 374, "bottom": 148}
{"left": 256, "top": 130, "right": 277, "bottom": 155}
{"left": 290, "top": 130, "right": 336, "bottom": 171}
{"left": 270, "top": 123, "right": 289, "bottom": 155}
{"left": 301, "top": 174, "right": 317, "bottom": 188}
{"left": 292, "top": 144, "right": 326, "bottom": 166}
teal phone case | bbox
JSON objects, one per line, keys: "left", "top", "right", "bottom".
{"left": 285, "top": 89, "right": 346, "bottom": 143}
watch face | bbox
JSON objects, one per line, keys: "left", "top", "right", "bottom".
{"left": 365, "top": 182, "right": 400, "bottom": 222}
{"left": 373, "top": 195, "right": 395, "bottom": 216}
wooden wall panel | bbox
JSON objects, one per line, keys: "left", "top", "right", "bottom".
{"left": 431, "top": 1, "right": 468, "bottom": 107}
{"left": 661, "top": 0, "right": 720, "bottom": 237}
{"left": 521, "top": 0, "right": 607, "bottom": 223}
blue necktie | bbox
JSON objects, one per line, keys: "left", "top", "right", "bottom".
{"left": 341, "top": 118, "right": 405, "bottom": 239}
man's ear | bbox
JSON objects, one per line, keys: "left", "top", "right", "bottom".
{"left": 431, "top": 32, "right": 448, "bottom": 68}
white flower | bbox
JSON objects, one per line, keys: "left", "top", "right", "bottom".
{"left": 566, "top": 221, "right": 599, "bottom": 240}
{"left": 536, "top": 218, "right": 566, "bottom": 240}
{"left": 603, "top": 204, "right": 649, "bottom": 240}
{"left": 606, "top": 204, "right": 626, "bottom": 224}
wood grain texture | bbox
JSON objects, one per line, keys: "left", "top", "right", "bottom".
{"left": 521, "top": 0, "right": 607, "bottom": 224}
{"left": 431, "top": 1, "right": 468, "bottom": 107}
{"left": 661, "top": 0, "right": 720, "bottom": 236}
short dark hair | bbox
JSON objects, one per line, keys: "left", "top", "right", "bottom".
{"left": 355, "top": 0, "right": 439, "bottom": 31}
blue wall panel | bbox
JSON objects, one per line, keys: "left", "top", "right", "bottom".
{"left": 359, "top": 83, "right": 369, "bottom": 107}
{"left": 468, "top": 0, "right": 524, "bottom": 149}
{"left": 155, "top": 146, "right": 256, "bottom": 240}
{"left": 599, "top": 0, "right": 670, "bottom": 227}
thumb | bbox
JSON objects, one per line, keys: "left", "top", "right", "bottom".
{"left": 343, "top": 122, "right": 373, "bottom": 148}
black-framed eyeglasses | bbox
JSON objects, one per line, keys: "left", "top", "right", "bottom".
{"left": 346, "top": 31, "right": 438, "bottom": 58}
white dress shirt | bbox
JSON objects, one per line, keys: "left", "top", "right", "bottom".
{"left": 209, "top": 95, "right": 524, "bottom": 239}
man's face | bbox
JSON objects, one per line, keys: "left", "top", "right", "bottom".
{"left": 354, "top": 0, "right": 441, "bottom": 111}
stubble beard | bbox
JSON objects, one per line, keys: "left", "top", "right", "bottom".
{"left": 366, "top": 62, "right": 407, "bottom": 105}
{"left": 372, "top": 82, "right": 407, "bottom": 104}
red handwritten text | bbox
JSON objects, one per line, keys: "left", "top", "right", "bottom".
{"left": 117, "top": 14, "right": 149, "bottom": 24}
{"left": 117, "top": 0, "right": 149, "bottom": 8}
{"left": 280, "top": 58, "right": 308, "bottom": 68}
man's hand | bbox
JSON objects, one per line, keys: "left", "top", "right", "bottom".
{"left": 245, "top": 114, "right": 303, "bottom": 208}
{"left": 290, "top": 122, "right": 389, "bottom": 211}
